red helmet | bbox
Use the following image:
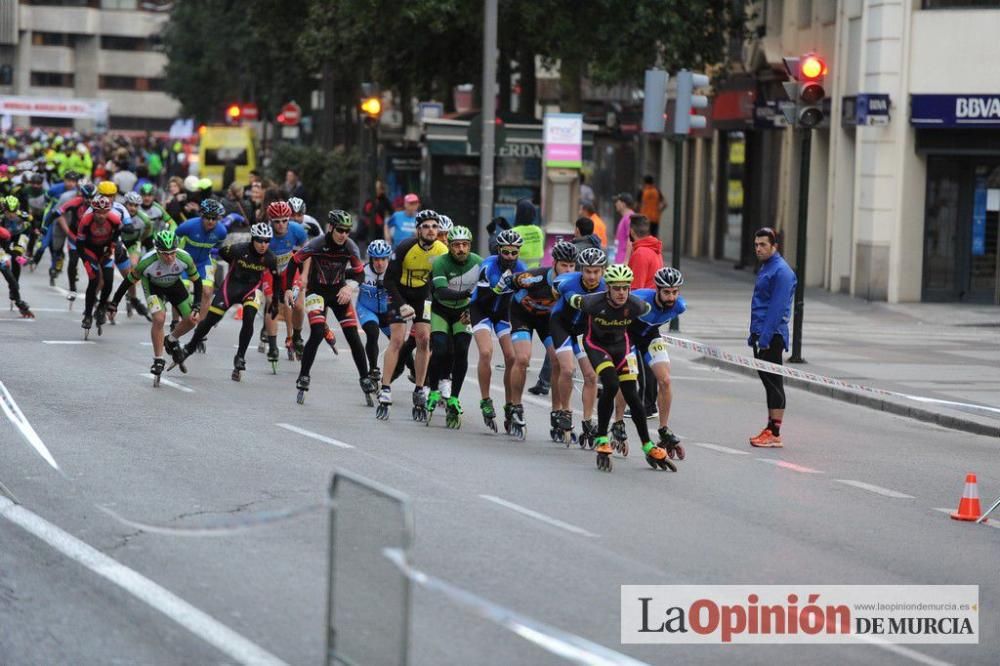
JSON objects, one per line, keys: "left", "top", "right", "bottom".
{"left": 91, "top": 195, "right": 112, "bottom": 211}
{"left": 267, "top": 201, "right": 293, "bottom": 221}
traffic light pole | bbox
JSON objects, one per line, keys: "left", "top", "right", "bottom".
{"left": 477, "top": 0, "right": 498, "bottom": 257}
{"left": 788, "top": 128, "right": 811, "bottom": 364}
{"left": 669, "top": 136, "right": 683, "bottom": 332}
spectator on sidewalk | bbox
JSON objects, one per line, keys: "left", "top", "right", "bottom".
{"left": 361, "top": 179, "right": 394, "bottom": 244}
{"left": 639, "top": 175, "right": 666, "bottom": 238}
{"left": 748, "top": 227, "right": 796, "bottom": 449}
{"left": 514, "top": 197, "right": 544, "bottom": 268}
{"left": 579, "top": 172, "right": 594, "bottom": 207}
{"left": 284, "top": 168, "right": 307, "bottom": 202}
{"left": 628, "top": 215, "right": 663, "bottom": 289}
{"left": 486, "top": 215, "right": 512, "bottom": 256}
{"left": 613, "top": 192, "right": 636, "bottom": 263}
{"left": 572, "top": 216, "right": 602, "bottom": 255}
{"left": 385, "top": 192, "right": 420, "bottom": 248}
{"left": 580, "top": 201, "right": 608, "bottom": 248}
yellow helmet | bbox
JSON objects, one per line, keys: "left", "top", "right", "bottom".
{"left": 97, "top": 180, "right": 118, "bottom": 196}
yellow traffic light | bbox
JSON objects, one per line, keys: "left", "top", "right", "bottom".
{"left": 360, "top": 97, "right": 382, "bottom": 117}
{"left": 226, "top": 104, "right": 241, "bottom": 120}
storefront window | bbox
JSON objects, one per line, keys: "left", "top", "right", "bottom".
{"left": 923, "top": 157, "right": 960, "bottom": 296}
{"left": 969, "top": 164, "right": 1000, "bottom": 301}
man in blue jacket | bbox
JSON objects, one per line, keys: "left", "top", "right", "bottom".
{"left": 748, "top": 227, "right": 796, "bottom": 448}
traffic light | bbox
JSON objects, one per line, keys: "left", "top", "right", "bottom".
{"left": 672, "top": 70, "right": 710, "bottom": 136}
{"left": 226, "top": 103, "right": 241, "bottom": 124}
{"left": 360, "top": 96, "right": 381, "bottom": 127}
{"left": 642, "top": 69, "right": 669, "bottom": 134}
{"left": 782, "top": 53, "right": 827, "bottom": 128}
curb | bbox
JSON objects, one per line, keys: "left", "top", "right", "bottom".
{"left": 694, "top": 356, "right": 1000, "bottom": 439}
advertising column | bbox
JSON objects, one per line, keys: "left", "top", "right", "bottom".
{"left": 542, "top": 112, "right": 583, "bottom": 265}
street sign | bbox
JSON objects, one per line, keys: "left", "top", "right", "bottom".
{"left": 543, "top": 113, "right": 582, "bottom": 168}
{"left": 280, "top": 101, "right": 301, "bottom": 126}
{"left": 856, "top": 94, "right": 890, "bottom": 126}
{"left": 240, "top": 103, "right": 258, "bottom": 121}
{"left": 910, "top": 94, "right": 1000, "bottom": 128}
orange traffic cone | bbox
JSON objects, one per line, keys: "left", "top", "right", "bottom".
{"left": 233, "top": 305, "right": 243, "bottom": 321}
{"left": 950, "top": 473, "right": 982, "bottom": 521}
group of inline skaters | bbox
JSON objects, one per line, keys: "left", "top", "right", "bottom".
{"left": 7, "top": 160, "right": 691, "bottom": 473}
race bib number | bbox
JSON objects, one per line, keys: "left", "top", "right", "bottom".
{"left": 203, "top": 261, "right": 216, "bottom": 282}
{"left": 626, "top": 352, "right": 639, "bottom": 375}
{"left": 146, "top": 295, "right": 163, "bottom": 315}
{"left": 304, "top": 293, "right": 325, "bottom": 313}
{"left": 424, "top": 300, "right": 432, "bottom": 318}
{"left": 649, "top": 338, "right": 668, "bottom": 355}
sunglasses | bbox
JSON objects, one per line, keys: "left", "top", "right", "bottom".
{"left": 499, "top": 249, "right": 519, "bottom": 256}
{"left": 332, "top": 226, "right": 351, "bottom": 234}
{"left": 157, "top": 250, "right": 177, "bottom": 257}
{"left": 609, "top": 285, "right": 630, "bottom": 291}
{"left": 202, "top": 215, "right": 219, "bottom": 221}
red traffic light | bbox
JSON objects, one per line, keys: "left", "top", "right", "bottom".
{"left": 800, "top": 54, "right": 825, "bottom": 80}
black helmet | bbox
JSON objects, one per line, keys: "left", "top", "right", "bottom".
{"left": 79, "top": 183, "right": 97, "bottom": 199}
{"left": 328, "top": 209, "right": 353, "bottom": 230}
{"left": 550, "top": 240, "right": 577, "bottom": 263}
{"left": 415, "top": 209, "right": 439, "bottom": 225}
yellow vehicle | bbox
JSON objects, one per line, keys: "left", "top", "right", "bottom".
{"left": 197, "top": 126, "right": 257, "bottom": 191}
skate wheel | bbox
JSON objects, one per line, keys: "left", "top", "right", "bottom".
{"left": 365, "top": 394, "right": 374, "bottom": 407}
{"left": 675, "top": 445, "right": 685, "bottom": 461}
{"left": 517, "top": 427, "right": 526, "bottom": 441}
{"left": 659, "top": 459, "right": 677, "bottom": 472}
{"left": 296, "top": 390, "right": 305, "bottom": 405}
{"left": 153, "top": 375, "right": 160, "bottom": 388}
{"left": 621, "top": 441, "right": 629, "bottom": 457}
{"left": 645, "top": 455, "right": 659, "bottom": 470}
{"left": 232, "top": 372, "right": 241, "bottom": 382}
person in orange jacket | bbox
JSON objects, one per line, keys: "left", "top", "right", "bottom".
{"left": 627, "top": 215, "right": 663, "bottom": 289}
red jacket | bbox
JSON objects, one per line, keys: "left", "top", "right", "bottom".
{"left": 628, "top": 235, "right": 663, "bottom": 289}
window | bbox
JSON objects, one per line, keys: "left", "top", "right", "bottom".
{"left": 100, "top": 35, "right": 153, "bottom": 50}
{"left": 32, "top": 32, "right": 76, "bottom": 47}
{"left": 923, "top": 0, "right": 1000, "bottom": 7}
{"left": 798, "top": 0, "right": 812, "bottom": 28}
{"left": 99, "top": 75, "right": 166, "bottom": 91}
{"left": 25, "top": 0, "right": 96, "bottom": 7}
{"left": 31, "top": 71, "right": 74, "bottom": 87}
{"left": 101, "top": 0, "right": 138, "bottom": 9}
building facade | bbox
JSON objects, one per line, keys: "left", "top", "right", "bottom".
{"left": 664, "top": 0, "right": 1000, "bottom": 304}
{"left": 0, "top": 0, "right": 178, "bottom": 132}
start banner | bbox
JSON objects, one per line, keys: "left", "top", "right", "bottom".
{"left": 0, "top": 95, "right": 109, "bottom": 120}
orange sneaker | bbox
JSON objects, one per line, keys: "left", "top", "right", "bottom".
{"left": 750, "top": 428, "right": 783, "bottom": 448}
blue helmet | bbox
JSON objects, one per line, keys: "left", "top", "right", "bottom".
{"left": 367, "top": 239, "right": 392, "bottom": 259}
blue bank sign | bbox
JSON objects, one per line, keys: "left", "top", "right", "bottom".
{"left": 911, "top": 94, "right": 1000, "bottom": 128}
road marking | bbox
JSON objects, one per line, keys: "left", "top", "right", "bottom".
{"left": 932, "top": 508, "right": 1000, "bottom": 529}
{"left": 755, "top": 458, "right": 824, "bottom": 474}
{"left": 140, "top": 374, "right": 195, "bottom": 393}
{"left": 479, "top": 495, "right": 598, "bottom": 538}
{"left": 30, "top": 307, "right": 74, "bottom": 313}
{"left": 0, "top": 497, "right": 287, "bottom": 666}
{"left": 0, "top": 379, "right": 60, "bottom": 471}
{"left": 275, "top": 423, "right": 354, "bottom": 449}
{"left": 668, "top": 375, "right": 742, "bottom": 382}
{"left": 853, "top": 634, "right": 955, "bottom": 666}
{"left": 687, "top": 441, "right": 750, "bottom": 455}
{"left": 51, "top": 285, "right": 73, "bottom": 297}
{"left": 43, "top": 340, "right": 94, "bottom": 345}
{"left": 835, "top": 479, "right": 914, "bottom": 499}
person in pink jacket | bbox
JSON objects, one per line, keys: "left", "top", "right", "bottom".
{"left": 613, "top": 192, "right": 635, "bottom": 263}
{"left": 627, "top": 215, "right": 663, "bottom": 289}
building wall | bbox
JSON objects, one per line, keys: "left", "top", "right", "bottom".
{"left": 4, "top": 2, "right": 178, "bottom": 130}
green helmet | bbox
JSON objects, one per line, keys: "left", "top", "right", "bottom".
{"left": 139, "top": 182, "right": 155, "bottom": 195}
{"left": 2, "top": 195, "right": 18, "bottom": 212}
{"left": 447, "top": 225, "right": 473, "bottom": 244}
{"left": 604, "top": 263, "right": 634, "bottom": 285}
{"left": 153, "top": 229, "right": 177, "bottom": 252}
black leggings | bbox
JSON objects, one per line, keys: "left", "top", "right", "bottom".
{"left": 187, "top": 303, "right": 259, "bottom": 357}
{"left": 84, "top": 264, "right": 114, "bottom": 317}
{"left": 596, "top": 367, "right": 651, "bottom": 444}
{"left": 429, "top": 331, "right": 471, "bottom": 397}
{"left": 754, "top": 335, "right": 786, "bottom": 410}
{"left": 0, "top": 263, "right": 20, "bottom": 302}
{"left": 67, "top": 247, "right": 79, "bottom": 292}
{"left": 301, "top": 320, "right": 366, "bottom": 379}
{"left": 391, "top": 335, "right": 417, "bottom": 382}
{"left": 362, "top": 321, "right": 382, "bottom": 371}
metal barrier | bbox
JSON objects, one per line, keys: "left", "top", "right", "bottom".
{"left": 326, "top": 469, "right": 414, "bottom": 666}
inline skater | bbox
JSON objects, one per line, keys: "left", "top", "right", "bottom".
{"left": 357, "top": 239, "right": 393, "bottom": 400}
{"left": 548, "top": 247, "right": 606, "bottom": 446}
{"left": 507, "top": 240, "right": 578, "bottom": 441}
{"left": 283, "top": 210, "right": 373, "bottom": 404}
{"left": 0, "top": 196, "right": 33, "bottom": 316}
{"left": 567, "top": 264, "right": 673, "bottom": 473}
{"left": 288, "top": 196, "right": 322, "bottom": 238}
{"left": 75, "top": 195, "right": 123, "bottom": 338}
{"left": 0, "top": 222, "right": 33, "bottom": 318}
{"left": 260, "top": 200, "right": 306, "bottom": 365}
{"left": 107, "top": 229, "right": 202, "bottom": 385}
{"left": 614, "top": 266, "right": 687, "bottom": 459}
{"left": 175, "top": 198, "right": 228, "bottom": 350}
{"left": 138, "top": 182, "right": 176, "bottom": 246}
{"left": 469, "top": 228, "right": 525, "bottom": 434}
{"left": 176, "top": 222, "right": 280, "bottom": 381}
{"left": 119, "top": 190, "right": 152, "bottom": 320}
{"left": 52, "top": 181, "right": 98, "bottom": 303}
{"left": 375, "top": 209, "right": 447, "bottom": 420}
{"left": 426, "top": 225, "right": 481, "bottom": 428}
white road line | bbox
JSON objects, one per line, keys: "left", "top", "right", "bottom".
{"left": 479, "top": 495, "right": 598, "bottom": 538}
{"left": 755, "top": 459, "right": 824, "bottom": 474}
{"left": 835, "top": 479, "right": 915, "bottom": 499}
{"left": 932, "top": 508, "right": 1000, "bottom": 529}
{"left": 140, "top": 374, "right": 195, "bottom": 393}
{"left": 51, "top": 285, "right": 73, "bottom": 296}
{"left": 275, "top": 423, "right": 354, "bottom": 449}
{"left": 43, "top": 340, "right": 94, "bottom": 345}
{"left": 853, "top": 634, "right": 955, "bottom": 666}
{"left": 687, "top": 441, "right": 750, "bottom": 455}
{"left": 31, "top": 307, "right": 75, "bottom": 313}
{"left": 0, "top": 497, "right": 287, "bottom": 666}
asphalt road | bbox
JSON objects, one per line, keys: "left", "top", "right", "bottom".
{"left": 1, "top": 269, "right": 997, "bottom": 665}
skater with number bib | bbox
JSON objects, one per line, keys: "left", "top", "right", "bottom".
{"left": 283, "top": 210, "right": 373, "bottom": 405}
{"left": 567, "top": 264, "right": 674, "bottom": 473}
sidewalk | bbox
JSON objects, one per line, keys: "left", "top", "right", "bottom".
{"left": 668, "top": 258, "right": 1000, "bottom": 438}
